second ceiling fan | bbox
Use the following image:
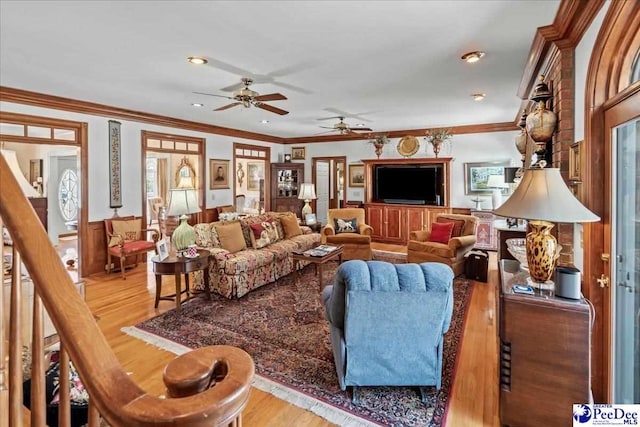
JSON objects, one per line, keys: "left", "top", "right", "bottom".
{"left": 318, "top": 116, "right": 372, "bottom": 135}
{"left": 193, "top": 78, "right": 289, "bottom": 115}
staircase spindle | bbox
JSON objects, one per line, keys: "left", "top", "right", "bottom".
{"left": 58, "top": 344, "right": 71, "bottom": 427}
{"left": 30, "top": 289, "right": 46, "bottom": 426}
{"left": 9, "top": 250, "right": 23, "bottom": 427}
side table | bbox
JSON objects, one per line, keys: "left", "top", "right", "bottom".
{"left": 151, "top": 249, "right": 211, "bottom": 313}
{"left": 301, "top": 221, "right": 323, "bottom": 233}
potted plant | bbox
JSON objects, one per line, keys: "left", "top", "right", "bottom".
{"left": 425, "top": 128, "right": 452, "bottom": 158}
{"left": 367, "top": 134, "right": 391, "bottom": 158}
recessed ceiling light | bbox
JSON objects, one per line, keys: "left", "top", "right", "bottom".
{"left": 356, "top": 123, "right": 366, "bottom": 127}
{"left": 471, "top": 93, "right": 486, "bottom": 101}
{"left": 261, "top": 119, "right": 270, "bottom": 124}
{"left": 187, "top": 56, "right": 208, "bottom": 65}
{"left": 461, "top": 51, "right": 485, "bottom": 63}
{"left": 191, "top": 103, "right": 204, "bottom": 107}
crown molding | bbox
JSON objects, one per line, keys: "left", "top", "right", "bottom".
{"left": 1, "top": 86, "right": 518, "bottom": 145}
{"left": 517, "top": 0, "right": 605, "bottom": 99}
{"left": 0, "top": 86, "right": 285, "bottom": 144}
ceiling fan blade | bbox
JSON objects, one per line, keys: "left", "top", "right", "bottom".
{"left": 254, "top": 93, "right": 287, "bottom": 102}
{"left": 319, "top": 125, "right": 338, "bottom": 130}
{"left": 193, "top": 91, "right": 234, "bottom": 100}
{"left": 220, "top": 81, "right": 245, "bottom": 92}
{"left": 317, "top": 116, "right": 344, "bottom": 121}
{"left": 350, "top": 127, "right": 373, "bottom": 132}
{"left": 214, "top": 102, "right": 242, "bottom": 111}
{"left": 255, "top": 103, "right": 289, "bottom": 115}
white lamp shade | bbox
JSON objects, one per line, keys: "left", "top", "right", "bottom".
{"left": 486, "top": 174, "right": 508, "bottom": 188}
{"left": 167, "top": 188, "right": 201, "bottom": 217}
{"left": 494, "top": 168, "right": 600, "bottom": 223}
{"left": 298, "top": 183, "right": 317, "bottom": 201}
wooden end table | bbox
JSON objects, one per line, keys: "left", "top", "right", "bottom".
{"left": 291, "top": 245, "right": 343, "bottom": 289}
{"left": 151, "top": 249, "right": 211, "bottom": 313}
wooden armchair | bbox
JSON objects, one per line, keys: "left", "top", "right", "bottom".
{"left": 104, "top": 216, "right": 160, "bottom": 279}
{"left": 407, "top": 214, "right": 477, "bottom": 276}
{"left": 322, "top": 208, "right": 373, "bottom": 260}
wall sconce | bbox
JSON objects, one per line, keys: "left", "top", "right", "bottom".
{"left": 236, "top": 163, "right": 245, "bottom": 186}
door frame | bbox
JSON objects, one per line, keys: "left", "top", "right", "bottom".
{"left": 0, "top": 112, "right": 88, "bottom": 277}
{"left": 232, "top": 143, "right": 271, "bottom": 211}
{"left": 311, "top": 156, "right": 347, "bottom": 212}
{"left": 584, "top": 0, "right": 640, "bottom": 402}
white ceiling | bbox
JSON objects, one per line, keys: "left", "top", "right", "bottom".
{"left": 0, "top": 1, "right": 560, "bottom": 139}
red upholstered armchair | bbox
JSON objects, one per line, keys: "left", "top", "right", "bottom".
{"left": 407, "top": 214, "right": 477, "bottom": 276}
{"left": 104, "top": 216, "right": 160, "bottom": 279}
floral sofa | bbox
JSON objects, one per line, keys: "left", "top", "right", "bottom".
{"left": 192, "top": 212, "right": 320, "bottom": 299}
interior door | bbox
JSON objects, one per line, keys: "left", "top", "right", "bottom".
{"left": 316, "top": 161, "right": 330, "bottom": 224}
{"left": 606, "top": 90, "right": 639, "bottom": 403}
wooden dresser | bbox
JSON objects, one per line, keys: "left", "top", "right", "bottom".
{"left": 498, "top": 260, "right": 591, "bottom": 426}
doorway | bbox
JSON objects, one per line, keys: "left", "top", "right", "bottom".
{"left": 0, "top": 112, "right": 87, "bottom": 277}
{"left": 312, "top": 156, "right": 347, "bottom": 224}
{"left": 607, "top": 92, "right": 639, "bottom": 404}
{"left": 233, "top": 143, "right": 271, "bottom": 213}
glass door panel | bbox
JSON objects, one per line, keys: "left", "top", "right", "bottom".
{"left": 613, "top": 117, "right": 640, "bottom": 403}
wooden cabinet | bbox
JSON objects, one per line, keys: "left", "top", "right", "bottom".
{"left": 498, "top": 260, "right": 591, "bottom": 427}
{"left": 270, "top": 163, "right": 304, "bottom": 217}
{"left": 365, "top": 203, "right": 451, "bottom": 244}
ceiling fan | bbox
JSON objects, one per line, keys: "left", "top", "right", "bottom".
{"left": 318, "top": 116, "right": 372, "bottom": 135}
{"left": 193, "top": 78, "right": 289, "bottom": 115}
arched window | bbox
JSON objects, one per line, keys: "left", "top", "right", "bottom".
{"left": 58, "top": 168, "right": 78, "bottom": 221}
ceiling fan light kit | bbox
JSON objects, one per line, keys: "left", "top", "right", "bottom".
{"left": 318, "top": 116, "right": 372, "bottom": 135}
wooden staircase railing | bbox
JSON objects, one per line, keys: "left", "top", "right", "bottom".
{"left": 0, "top": 153, "right": 254, "bottom": 426}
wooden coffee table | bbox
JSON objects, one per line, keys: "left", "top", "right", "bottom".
{"left": 291, "top": 245, "right": 343, "bottom": 289}
{"left": 151, "top": 249, "right": 211, "bottom": 313}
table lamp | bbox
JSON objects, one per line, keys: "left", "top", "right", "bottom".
{"left": 494, "top": 167, "right": 599, "bottom": 289}
{"left": 298, "top": 183, "right": 317, "bottom": 218}
{"left": 166, "top": 188, "right": 201, "bottom": 255}
{"left": 486, "top": 174, "right": 509, "bottom": 210}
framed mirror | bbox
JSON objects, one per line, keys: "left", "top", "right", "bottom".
{"left": 175, "top": 156, "right": 196, "bottom": 188}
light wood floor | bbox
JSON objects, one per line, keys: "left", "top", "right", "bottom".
{"left": 82, "top": 244, "right": 499, "bottom": 426}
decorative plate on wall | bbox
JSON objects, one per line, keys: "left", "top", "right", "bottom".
{"left": 397, "top": 135, "right": 419, "bottom": 157}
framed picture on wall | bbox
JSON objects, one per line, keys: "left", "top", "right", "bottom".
{"left": 209, "top": 159, "right": 230, "bottom": 190}
{"left": 463, "top": 161, "right": 511, "bottom": 195}
{"left": 291, "top": 147, "right": 306, "bottom": 160}
{"left": 349, "top": 164, "right": 365, "bottom": 187}
{"left": 247, "top": 161, "right": 264, "bottom": 191}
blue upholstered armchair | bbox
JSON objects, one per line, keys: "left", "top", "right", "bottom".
{"left": 322, "top": 260, "right": 454, "bottom": 403}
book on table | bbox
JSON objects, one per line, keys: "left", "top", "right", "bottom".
{"left": 303, "top": 244, "right": 338, "bottom": 257}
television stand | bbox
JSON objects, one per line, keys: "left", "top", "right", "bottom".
{"left": 383, "top": 198, "right": 426, "bottom": 205}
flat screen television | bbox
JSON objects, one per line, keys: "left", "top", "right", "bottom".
{"left": 373, "top": 164, "right": 444, "bottom": 206}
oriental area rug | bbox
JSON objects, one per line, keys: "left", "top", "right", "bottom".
{"left": 123, "top": 255, "right": 473, "bottom": 427}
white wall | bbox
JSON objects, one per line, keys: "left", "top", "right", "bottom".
{"left": 572, "top": 1, "right": 610, "bottom": 271}
{"left": 1, "top": 101, "right": 285, "bottom": 221}
{"left": 294, "top": 131, "right": 520, "bottom": 209}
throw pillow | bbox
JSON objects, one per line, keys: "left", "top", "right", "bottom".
{"left": 429, "top": 221, "right": 455, "bottom": 244}
{"left": 280, "top": 214, "right": 303, "bottom": 238}
{"left": 249, "top": 219, "right": 280, "bottom": 249}
{"left": 194, "top": 223, "right": 220, "bottom": 248}
{"left": 437, "top": 217, "right": 465, "bottom": 237}
{"left": 334, "top": 218, "right": 358, "bottom": 234}
{"left": 110, "top": 219, "right": 141, "bottom": 247}
{"left": 215, "top": 221, "right": 247, "bottom": 253}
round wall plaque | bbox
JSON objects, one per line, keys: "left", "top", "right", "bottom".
{"left": 397, "top": 135, "right": 419, "bottom": 157}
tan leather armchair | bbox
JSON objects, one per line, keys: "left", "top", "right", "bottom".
{"left": 407, "top": 213, "right": 477, "bottom": 276}
{"left": 322, "top": 208, "right": 373, "bottom": 260}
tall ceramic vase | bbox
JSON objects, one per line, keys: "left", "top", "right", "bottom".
{"left": 525, "top": 221, "right": 557, "bottom": 283}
